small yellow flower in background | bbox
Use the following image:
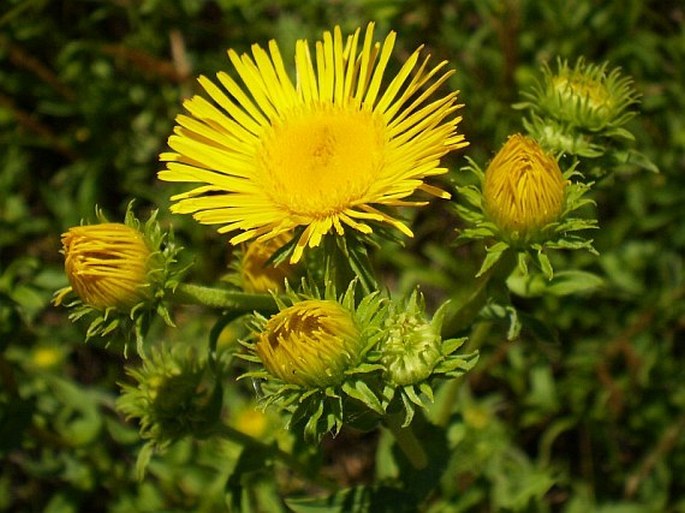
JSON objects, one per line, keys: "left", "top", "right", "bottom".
{"left": 255, "top": 299, "right": 361, "bottom": 388}
{"left": 54, "top": 223, "right": 151, "bottom": 310}
{"left": 240, "top": 234, "right": 295, "bottom": 293}
{"left": 483, "top": 134, "right": 566, "bottom": 240}
{"left": 234, "top": 405, "right": 269, "bottom": 438}
{"left": 159, "top": 22, "right": 466, "bottom": 263}
{"left": 30, "top": 346, "right": 64, "bottom": 370}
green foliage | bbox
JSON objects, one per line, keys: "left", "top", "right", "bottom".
{"left": 2, "top": 1, "right": 684, "bottom": 512}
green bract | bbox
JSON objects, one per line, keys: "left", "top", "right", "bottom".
{"left": 116, "top": 346, "right": 223, "bottom": 478}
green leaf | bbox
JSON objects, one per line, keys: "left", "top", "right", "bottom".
{"left": 135, "top": 442, "right": 155, "bottom": 481}
{"left": 545, "top": 270, "right": 604, "bottom": 296}
{"left": 508, "top": 270, "right": 604, "bottom": 297}
{"left": 441, "top": 337, "right": 467, "bottom": 355}
{"left": 476, "top": 242, "right": 510, "bottom": 277}
{"left": 342, "top": 380, "right": 384, "bottom": 415}
{"left": 536, "top": 250, "right": 554, "bottom": 280}
{"left": 403, "top": 385, "right": 425, "bottom": 408}
{"left": 304, "top": 399, "right": 325, "bottom": 441}
{"left": 619, "top": 148, "right": 660, "bottom": 173}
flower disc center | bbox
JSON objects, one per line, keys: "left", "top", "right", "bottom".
{"left": 259, "top": 107, "right": 385, "bottom": 217}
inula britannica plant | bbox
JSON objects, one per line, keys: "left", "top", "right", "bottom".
{"left": 49, "top": 19, "right": 657, "bottom": 513}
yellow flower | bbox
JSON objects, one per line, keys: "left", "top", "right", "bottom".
{"left": 30, "top": 346, "right": 64, "bottom": 370}
{"left": 158, "top": 23, "right": 466, "bottom": 262}
{"left": 255, "top": 299, "right": 361, "bottom": 387}
{"left": 234, "top": 406, "right": 269, "bottom": 438}
{"left": 240, "top": 234, "right": 295, "bottom": 293}
{"left": 54, "top": 223, "right": 151, "bottom": 310}
{"left": 483, "top": 134, "right": 566, "bottom": 239}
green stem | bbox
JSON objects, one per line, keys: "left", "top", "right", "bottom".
{"left": 212, "top": 423, "right": 336, "bottom": 490}
{"left": 170, "top": 283, "right": 280, "bottom": 313}
{"left": 441, "top": 247, "right": 516, "bottom": 338}
{"left": 384, "top": 413, "right": 428, "bottom": 470}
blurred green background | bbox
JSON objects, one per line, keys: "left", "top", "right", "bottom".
{"left": 1, "top": 1, "right": 684, "bottom": 512}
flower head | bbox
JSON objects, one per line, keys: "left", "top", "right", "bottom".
{"left": 159, "top": 23, "right": 466, "bottom": 263}
{"left": 255, "top": 299, "right": 361, "bottom": 388}
{"left": 380, "top": 293, "right": 443, "bottom": 386}
{"left": 519, "top": 57, "right": 639, "bottom": 133}
{"left": 117, "top": 347, "right": 221, "bottom": 446}
{"left": 483, "top": 134, "right": 566, "bottom": 241}
{"left": 117, "top": 346, "right": 222, "bottom": 478}
{"left": 55, "top": 223, "right": 151, "bottom": 310}
{"left": 372, "top": 291, "right": 477, "bottom": 426}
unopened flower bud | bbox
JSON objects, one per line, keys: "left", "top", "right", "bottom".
{"left": 240, "top": 234, "right": 295, "bottom": 293}
{"left": 117, "top": 348, "right": 222, "bottom": 445}
{"left": 483, "top": 134, "right": 566, "bottom": 241}
{"left": 55, "top": 223, "right": 151, "bottom": 310}
{"left": 380, "top": 293, "right": 442, "bottom": 386}
{"left": 520, "top": 58, "right": 639, "bottom": 133}
{"left": 255, "top": 299, "right": 362, "bottom": 388}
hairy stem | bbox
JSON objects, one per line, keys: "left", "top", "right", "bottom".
{"left": 384, "top": 413, "right": 428, "bottom": 470}
{"left": 170, "top": 283, "right": 279, "bottom": 313}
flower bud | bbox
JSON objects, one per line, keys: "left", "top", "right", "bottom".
{"left": 240, "top": 234, "right": 295, "bottom": 293}
{"left": 255, "top": 299, "right": 362, "bottom": 388}
{"left": 520, "top": 58, "right": 639, "bottom": 133}
{"left": 117, "top": 347, "right": 222, "bottom": 445}
{"left": 55, "top": 223, "right": 151, "bottom": 310}
{"left": 380, "top": 294, "right": 442, "bottom": 386}
{"left": 546, "top": 59, "right": 636, "bottom": 131}
{"left": 483, "top": 134, "right": 566, "bottom": 241}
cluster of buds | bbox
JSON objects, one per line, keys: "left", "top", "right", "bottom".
{"left": 514, "top": 58, "right": 654, "bottom": 177}
{"left": 241, "top": 282, "right": 477, "bottom": 441}
{"left": 51, "top": 50, "right": 648, "bottom": 471}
